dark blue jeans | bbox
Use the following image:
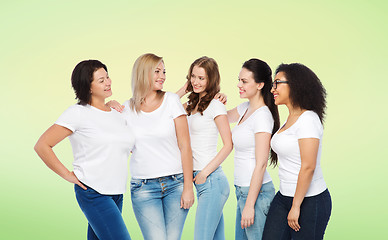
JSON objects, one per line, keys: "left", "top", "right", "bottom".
{"left": 74, "top": 184, "right": 131, "bottom": 240}
{"left": 262, "top": 189, "right": 331, "bottom": 240}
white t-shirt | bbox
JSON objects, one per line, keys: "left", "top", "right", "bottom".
{"left": 188, "top": 99, "right": 227, "bottom": 170}
{"left": 232, "top": 102, "right": 273, "bottom": 187}
{"left": 122, "top": 92, "right": 187, "bottom": 179}
{"left": 271, "top": 111, "right": 327, "bottom": 197}
{"left": 55, "top": 104, "right": 134, "bottom": 195}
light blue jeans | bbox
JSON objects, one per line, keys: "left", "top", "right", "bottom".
{"left": 130, "top": 173, "right": 189, "bottom": 240}
{"left": 193, "top": 166, "right": 230, "bottom": 240}
{"left": 235, "top": 181, "right": 275, "bottom": 240}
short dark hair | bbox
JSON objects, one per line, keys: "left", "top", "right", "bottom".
{"left": 242, "top": 58, "right": 280, "bottom": 166}
{"left": 276, "top": 63, "right": 327, "bottom": 123}
{"left": 71, "top": 60, "right": 107, "bottom": 105}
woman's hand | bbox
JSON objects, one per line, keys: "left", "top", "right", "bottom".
{"left": 106, "top": 100, "right": 124, "bottom": 112}
{"left": 193, "top": 171, "right": 207, "bottom": 185}
{"left": 287, "top": 205, "right": 301, "bottom": 231}
{"left": 241, "top": 206, "right": 255, "bottom": 229}
{"left": 64, "top": 171, "right": 87, "bottom": 190}
{"left": 214, "top": 93, "right": 227, "bottom": 104}
{"left": 180, "top": 188, "right": 194, "bottom": 209}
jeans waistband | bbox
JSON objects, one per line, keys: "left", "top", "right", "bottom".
{"left": 132, "top": 173, "right": 183, "bottom": 184}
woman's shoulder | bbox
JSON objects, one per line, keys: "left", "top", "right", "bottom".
{"left": 299, "top": 110, "right": 321, "bottom": 123}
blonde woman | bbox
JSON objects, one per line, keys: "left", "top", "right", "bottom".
{"left": 110, "top": 53, "right": 194, "bottom": 240}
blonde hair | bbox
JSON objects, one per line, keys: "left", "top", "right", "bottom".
{"left": 129, "top": 53, "right": 164, "bottom": 112}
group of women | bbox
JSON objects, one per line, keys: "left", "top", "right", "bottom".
{"left": 34, "top": 53, "right": 332, "bottom": 240}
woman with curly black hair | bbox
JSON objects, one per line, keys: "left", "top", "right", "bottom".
{"left": 262, "top": 63, "right": 332, "bottom": 240}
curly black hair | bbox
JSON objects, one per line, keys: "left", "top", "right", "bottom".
{"left": 276, "top": 63, "right": 327, "bottom": 123}
{"left": 71, "top": 60, "right": 107, "bottom": 105}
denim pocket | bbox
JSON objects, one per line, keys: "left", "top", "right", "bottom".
{"left": 173, "top": 173, "right": 184, "bottom": 183}
{"left": 130, "top": 179, "right": 144, "bottom": 192}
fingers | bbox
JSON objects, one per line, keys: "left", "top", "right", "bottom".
{"left": 241, "top": 217, "right": 254, "bottom": 229}
{"left": 192, "top": 176, "right": 196, "bottom": 182}
{"left": 288, "top": 220, "right": 300, "bottom": 232}
{"left": 181, "top": 198, "right": 193, "bottom": 209}
{"left": 77, "top": 182, "right": 87, "bottom": 190}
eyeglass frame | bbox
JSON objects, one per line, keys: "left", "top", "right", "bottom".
{"left": 271, "top": 80, "right": 289, "bottom": 89}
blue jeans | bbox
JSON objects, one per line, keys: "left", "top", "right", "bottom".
{"left": 235, "top": 181, "right": 275, "bottom": 240}
{"left": 262, "top": 189, "right": 332, "bottom": 240}
{"left": 74, "top": 184, "right": 131, "bottom": 240}
{"left": 130, "top": 173, "right": 189, "bottom": 240}
{"left": 193, "top": 167, "right": 230, "bottom": 240}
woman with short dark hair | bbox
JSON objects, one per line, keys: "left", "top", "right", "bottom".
{"left": 263, "top": 63, "right": 332, "bottom": 240}
{"left": 34, "top": 60, "right": 134, "bottom": 240}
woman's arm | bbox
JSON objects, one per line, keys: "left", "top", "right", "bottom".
{"left": 34, "top": 124, "right": 86, "bottom": 189}
{"left": 240, "top": 132, "right": 271, "bottom": 229}
{"left": 176, "top": 81, "right": 189, "bottom": 98}
{"left": 193, "top": 115, "right": 233, "bottom": 184}
{"left": 174, "top": 115, "right": 195, "bottom": 209}
{"left": 227, "top": 107, "right": 240, "bottom": 123}
{"left": 287, "top": 138, "right": 319, "bottom": 232}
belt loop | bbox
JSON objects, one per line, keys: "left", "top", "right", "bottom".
{"left": 144, "top": 179, "right": 147, "bottom": 184}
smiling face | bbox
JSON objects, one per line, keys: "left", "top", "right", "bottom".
{"left": 90, "top": 68, "right": 112, "bottom": 101}
{"left": 237, "top": 67, "right": 261, "bottom": 100}
{"left": 271, "top": 71, "right": 290, "bottom": 106}
{"left": 152, "top": 61, "right": 166, "bottom": 91}
{"left": 190, "top": 65, "right": 208, "bottom": 96}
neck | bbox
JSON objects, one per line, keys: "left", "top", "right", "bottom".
{"left": 145, "top": 90, "right": 158, "bottom": 102}
{"left": 287, "top": 104, "right": 304, "bottom": 117}
{"left": 199, "top": 91, "right": 207, "bottom": 100}
{"left": 248, "top": 93, "right": 265, "bottom": 110}
{"left": 90, "top": 97, "right": 108, "bottom": 111}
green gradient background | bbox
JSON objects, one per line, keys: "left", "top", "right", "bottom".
{"left": 1, "top": 0, "right": 386, "bottom": 239}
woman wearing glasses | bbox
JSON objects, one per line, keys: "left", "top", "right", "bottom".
{"left": 227, "top": 58, "right": 280, "bottom": 239}
{"left": 262, "top": 63, "right": 332, "bottom": 240}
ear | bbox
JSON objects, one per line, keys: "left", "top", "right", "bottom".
{"left": 257, "top": 82, "right": 265, "bottom": 90}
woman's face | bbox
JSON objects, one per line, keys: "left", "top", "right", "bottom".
{"left": 152, "top": 61, "right": 166, "bottom": 91}
{"left": 190, "top": 65, "right": 208, "bottom": 96}
{"left": 237, "top": 68, "right": 260, "bottom": 99}
{"left": 271, "top": 71, "right": 290, "bottom": 106}
{"left": 90, "top": 68, "right": 112, "bottom": 101}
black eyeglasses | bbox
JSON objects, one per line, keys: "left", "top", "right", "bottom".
{"left": 272, "top": 80, "right": 289, "bottom": 89}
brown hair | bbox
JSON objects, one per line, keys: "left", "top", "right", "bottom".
{"left": 186, "top": 56, "right": 220, "bottom": 115}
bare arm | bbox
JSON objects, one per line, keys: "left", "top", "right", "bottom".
{"left": 176, "top": 81, "right": 189, "bottom": 98}
{"left": 241, "top": 132, "right": 271, "bottom": 229}
{"left": 287, "top": 138, "right": 319, "bottom": 232}
{"left": 34, "top": 124, "right": 86, "bottom": 189}
{"left": 174, "top": 115, "right": 194, "bottom": 209}
{"left": 227, "top": 107, "right": 240, "bottom": 123}
{"left": 193, "top": 114, "right": 233, "bottom": 184}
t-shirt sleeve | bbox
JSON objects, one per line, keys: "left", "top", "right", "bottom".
{"left": 209, "top": 100, "right": 227, "bottom": 119}
{"left": 252, "top": 110, "right": 274, "bottom": 134}
{"left": 296, "top": 111, "right": 323, "bottom": 139}
{"left": 55, "top": 105, "right": 82, "bottom": 132}
{"left": 168, "top": 92, "right": 187, "bottom": 119}
{"left": 236, "top": 102, "right": 249, "bottom": 116}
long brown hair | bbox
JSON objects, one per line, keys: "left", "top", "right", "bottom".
{"left": 186, "top": 56, "right": 220, "bottom": 115}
